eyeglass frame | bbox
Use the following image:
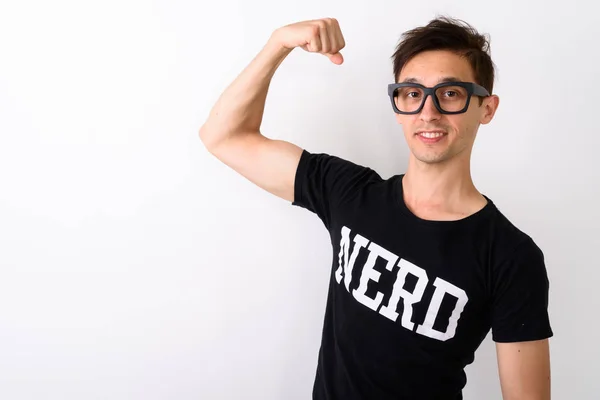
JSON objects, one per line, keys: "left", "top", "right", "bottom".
{"left": 387, "top": 81, "right": 491, "bottom": 115}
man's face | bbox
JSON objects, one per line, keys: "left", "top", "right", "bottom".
{"left": 395, "top": 50, "right": 499, "bottom": 165}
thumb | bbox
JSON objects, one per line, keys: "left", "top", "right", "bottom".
{"left": 326, "top": 52, "right": 344, "bottom": 65}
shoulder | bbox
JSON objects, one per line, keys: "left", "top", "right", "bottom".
{"left": 296, "top": 150, "right": 384, "bottom": 190}
{"left": 484, "top": 200, "right": 545, "bottom": 272}
{"left": 298, "top": 150, "right": 379, "bottom": 176}
{"left": 293, "top": 150, "right": 386, "bottom": 221}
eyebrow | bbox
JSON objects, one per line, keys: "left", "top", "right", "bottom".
{"left": 401, "top": 76, "right": 463, "bottom": 84}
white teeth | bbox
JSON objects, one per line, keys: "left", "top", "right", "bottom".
{"left": 419, "top": 132, "right": 445, "bottom": 138}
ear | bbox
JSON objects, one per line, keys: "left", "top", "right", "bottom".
{"left": 480, "top": 95, "right": 500, "bottom": 125}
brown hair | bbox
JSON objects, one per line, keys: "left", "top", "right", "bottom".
{"left": 391, "top": 16, "right": 495, "bottom": 97}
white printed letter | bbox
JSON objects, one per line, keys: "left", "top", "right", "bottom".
{"left": 353, "top": 242, "right": 399, "bottom": 311}
{"left": 416, "top": 277, "right": 468, "bottom": 341}
{"left": 335, "top": 226, "right": 368, "bottom": 292}
{"left": 379, "top": 258, "right": 428, "bottom": 330}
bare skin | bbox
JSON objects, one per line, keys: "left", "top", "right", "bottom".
{"left": 394, "top": 49, "right": 500, "bottom": 221}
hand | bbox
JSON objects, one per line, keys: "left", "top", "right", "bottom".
{"left": 271, "top": 18, "right": 346, "bottom": 65}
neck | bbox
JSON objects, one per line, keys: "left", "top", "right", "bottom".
{"left": 402, "top": 153, "right": 486, "bottom": 220}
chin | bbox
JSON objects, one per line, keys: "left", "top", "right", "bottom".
{"left": 416, "top": 157, "right": 445, "bottom": 165}
{"left": 412, "top": 151, "right": 451, "bottom": 165}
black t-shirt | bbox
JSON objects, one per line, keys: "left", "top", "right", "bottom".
{"left": 292, "top": 150, "right": 553, "bottom": 400}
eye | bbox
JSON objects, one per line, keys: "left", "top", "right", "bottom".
{"left": 396, "top": 87, "right": 423, "bottom": 100}
{"left": 437, "top": 86, "right": 467, "bottom": 99}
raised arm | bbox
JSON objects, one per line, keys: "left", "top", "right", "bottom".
{"left": 199, "top": 18, "right": 346, "bottom": 202}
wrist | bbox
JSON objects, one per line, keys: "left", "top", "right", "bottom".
{"left": 268, "top": 29, "right": 294, "bottom": 52}
{"left": 263, "top": 33, "right": 294, "bottom": 62}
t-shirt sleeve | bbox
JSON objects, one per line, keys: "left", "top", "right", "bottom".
{"left": 491, "top": 237, "right": 554, "bottom": 343}
{"left": 292, "top": 149, "right": 379, "bottom": 229}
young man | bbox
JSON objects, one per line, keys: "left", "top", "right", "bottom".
{"left": 200, "top": 16, "right": 553, "bottom": 400}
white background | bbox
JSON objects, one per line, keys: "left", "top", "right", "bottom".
{"left": 1, "top": 0, "right": 598, "bottom": 399}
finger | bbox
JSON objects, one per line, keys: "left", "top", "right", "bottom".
{"left": 327, "top": 19, "right": 340, "bottom": 53}
{"left": 327, "top": 52, "right": 344, "bottom": 65}
{"left": 326, "top": 19, "right": 344, "bottom": 65}
{"left": 332, "top": 19, "right": 346, "bottom": 50}
{"left": 319, "top": 21, "right": 331, "bottom": 55}
{"left": 305, "top": 26, "right": 322, "bottom": 52}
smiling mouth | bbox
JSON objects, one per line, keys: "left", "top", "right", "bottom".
{"left": 416, "top": 131, "right": 447, "bottom": 139}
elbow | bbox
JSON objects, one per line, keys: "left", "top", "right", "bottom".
{"left": 198, "top": 125, "right": 219, "bottom": 154}
{"left": 198, "top": 125, "right": 210, "bottom": 147}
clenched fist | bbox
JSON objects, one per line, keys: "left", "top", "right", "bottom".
{"left": 271, "top": 18, "right": 346, "bottom": 65}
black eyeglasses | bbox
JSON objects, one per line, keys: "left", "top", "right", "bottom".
{"left": 387, "top": 81, "right": 490, "bottom": 115}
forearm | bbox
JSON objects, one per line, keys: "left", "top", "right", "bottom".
{"left": 199, "top": 33, "right": 293, "bottom": 150}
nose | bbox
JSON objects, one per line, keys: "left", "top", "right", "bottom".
{"left": 419, "top": 94, "right": 441, "bottom": 122}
